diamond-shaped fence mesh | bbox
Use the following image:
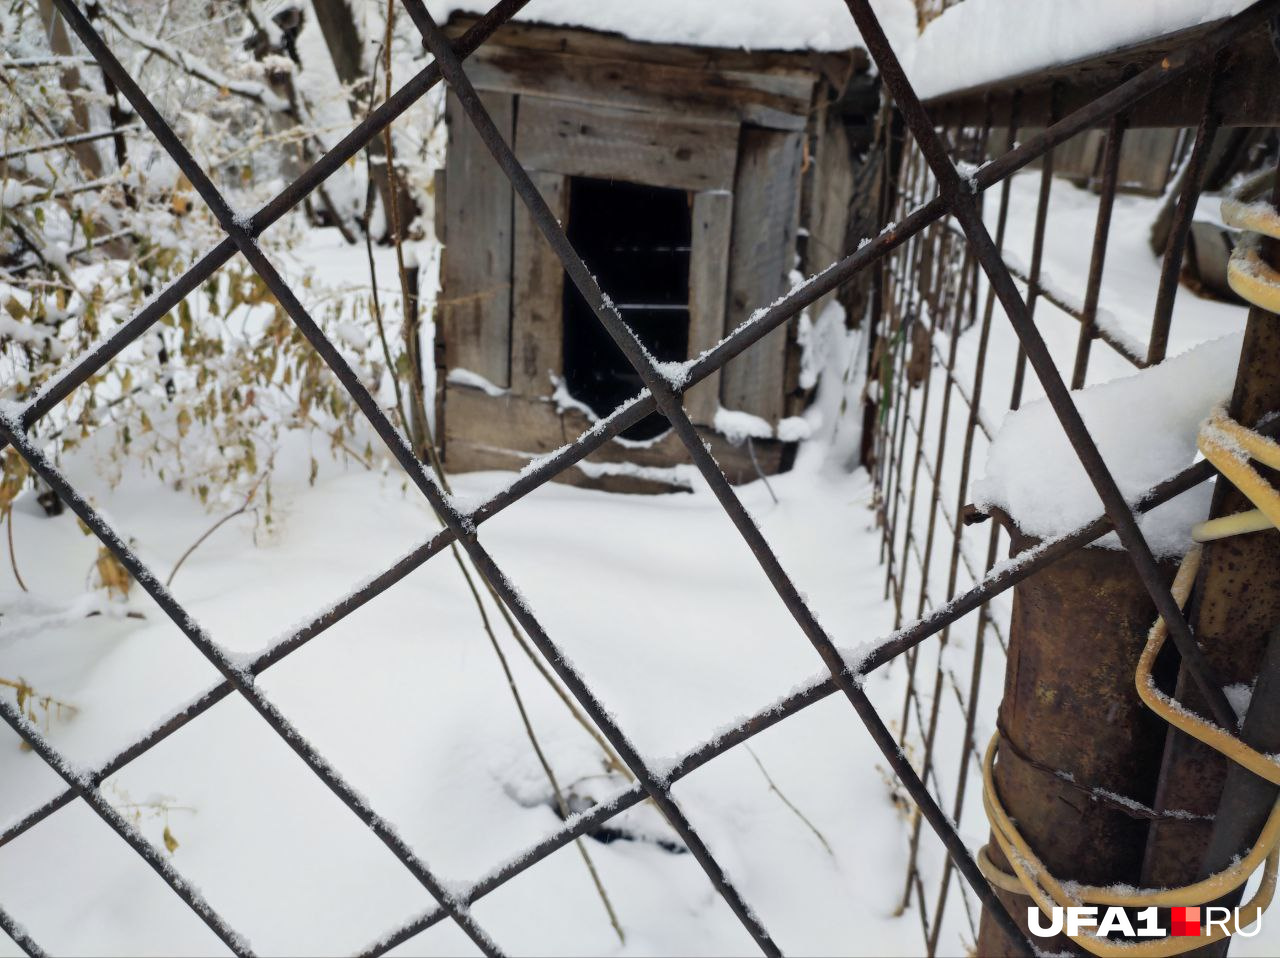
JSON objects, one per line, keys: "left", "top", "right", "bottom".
{"left": 0, "top": 0, "right": 1275, "bottom": 955}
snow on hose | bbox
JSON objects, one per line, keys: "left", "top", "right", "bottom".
{"left": 975, "top": 192, "right": 1280, "bottom": 956}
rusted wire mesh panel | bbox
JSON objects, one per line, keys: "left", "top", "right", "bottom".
{"left": 1, "top": 0, "right": 1275, "bottom": 955}
{"left": 867, "top": 17, "right": 1266, "bottom": 953}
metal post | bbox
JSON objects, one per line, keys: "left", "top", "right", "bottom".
{"left": 975, "top": 528, "right": 1181, "bottom": 955}
{"left": 1139, "top": 153, "right": 1280, "bottom": 944}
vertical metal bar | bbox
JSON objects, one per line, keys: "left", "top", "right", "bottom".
{"left": 1009, "top": 87, "right": 1058, "bottom": 411}
{"left": 895, "top": 222, "right": 977, "bottom": 917}
{"left": 928, "top": 95, "right": 1017, "bottom": 957}
{"left": 883, "top": 140, "right": 929, "bottom": 599}
{"left": 1069, "top": 111, "right": 1127, "bottom": 390}
{"left": 896, "top": 192, "right": 947, "bottom": 763}
{"left": 845, "top": 0, "right": 1239, "bottom": 779}
{"left": 895, "top": 222, "right": 962, "bottom": 914}
{"left": 877, "top": 130, "right": 915, "bottom": 566}
{"left": 1194, "top": 627, "right": 1280, "bottom": 958}
{"left": 895, "top": 225, "right": 950, "bottom": 629}
{"left": 879, "top": 181, "right": 914, "bottom": 562}
{"left": 1147, "top": 67, "right": 1221, "bottom": 366}
{"left": 870, "top": 111, "right": 902, "bottom": 521}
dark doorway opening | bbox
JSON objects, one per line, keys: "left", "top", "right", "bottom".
{"left": 562, "top": 177, "right": 691, "bottom": 441}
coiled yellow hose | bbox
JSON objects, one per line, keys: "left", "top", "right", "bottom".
{"left": 976, "top": 192, "right": 1280, "bottom": 955}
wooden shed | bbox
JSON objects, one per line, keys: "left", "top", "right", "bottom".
{"left": 434, "top": 9, "right": 874, "bottom": 493}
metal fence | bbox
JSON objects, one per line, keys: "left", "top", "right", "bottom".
{"left": 1, "top": 0, "right": 1276, "bottom": 955}
{"left": 869, "top": 14, "right": 1277, "bottom": 954}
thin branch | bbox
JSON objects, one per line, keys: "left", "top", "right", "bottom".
{"left": 377, "top": 7, "right": 622, "bottom": 936}
{"left": 95, "top": 3, "right": 291, "bottom": 113}
{"left": 369, "top": 27, "right": 632, "bottom": 779}
{"left": 746, "top": 746, "right": 835, "bottom": 858}
{"left": 1, "top": 55, "right": 97, "bottom": 68}
{"left": 0, "top": 124, "right": 142, "bottom": 163}
{"left": 359, "top": 38, "right": 412, "bottom": 441}
{"left": 449, "top": 538, "right": 625, "bottom": 944}
{"left": 381, "top": 5, "right": 430, "bottom": 461}
{"left": 6, "top": 510, "right": 28, "bottom": 593}
{"left": 746, "top": 436, "right": 779, "bottom": 505}
{"left": 165, "top": 472, "right": 266, "bottom": 587}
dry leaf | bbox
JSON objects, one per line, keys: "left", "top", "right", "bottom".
{"left": 163, "top": 825, "right": 179, "bottom": 854}
{"left": 96, "top": 547, "right": 132, "bottom": 599}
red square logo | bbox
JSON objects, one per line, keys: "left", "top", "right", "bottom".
{"left": 1171, "top": 907, "right": 1201, "bottom": 937}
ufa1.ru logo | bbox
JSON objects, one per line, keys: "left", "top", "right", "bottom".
{"left": 1028, "top": 905, "right": 1262, "bottom": 939}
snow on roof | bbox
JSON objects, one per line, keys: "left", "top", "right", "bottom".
{"left": 428, "top": 0, "right": 917, "bottom": 53}
{"left": 907, "top": 0, "right": 1254, "bottom": 100}
{"left": 973, "top": 334, "right": 1244, "bottom": 559}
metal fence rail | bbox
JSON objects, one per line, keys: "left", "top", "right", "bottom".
{"left": 870, "top": 17, "right": 1265, "bottom": 954}
{"left": 1, "top": 0, "right": 1275, "bottom": 954}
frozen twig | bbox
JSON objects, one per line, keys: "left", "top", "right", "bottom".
{"left": 96, "top": 3, "right": 291, "bottom": 113}
{"left": 6, "top": 509, "right": 27, "bottom": 593}
{"left": 165, "top": 472, "right": 267, "bottom": 587}
{"left": 373, "top": 9, "right": 626, "bottom": 934}
{"left": 746, "top": 746, "right": 835, "bottom": 858}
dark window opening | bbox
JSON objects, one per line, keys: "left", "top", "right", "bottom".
{"left": 562, "top": 177, "right": 691, "bottom": 441}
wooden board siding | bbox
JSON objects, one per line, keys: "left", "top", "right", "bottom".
{"left": 446, "top": 16, "right": 863, "bottom": 78}
{"left": 685, "top": 190, "right": 733, "bottom": 426}
{"left": 463, "top": 46, "right": 816, "bottom": 132}
{"left": 442, "top": 382, "right": 788, "bottom": 492}
{"left": 515, "top": 95, "right": 739, "bottom": 191}
{"left": 1116, "top": 127, "right": 1181, "bottom": 196}
{"left": 803, "top": 104, "right": 856, "bottom": 320}
{"left": 510, "top": 170, "right": 568, "bottom": 396}
{"left": 720, "top": 126, "right": 805, "bottom": 424}
{"left": 440, "top": 89, "right": 514, "bottom": 388}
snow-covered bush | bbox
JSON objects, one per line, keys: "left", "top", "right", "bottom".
{"left": 1, "top": 0, "right": 444, "bottom": 530}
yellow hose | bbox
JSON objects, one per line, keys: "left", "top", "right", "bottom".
{"left": 1224, "top": 194, "right": 1280, "bottom": 313}
{"left": 976, "top": 192, "right": 1280, "bottom": 955}
{"left": 1192, "top": 407, "right": 1280, "bottom": 543}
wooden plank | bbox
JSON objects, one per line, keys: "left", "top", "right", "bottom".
{"left": 803, "top": 106, "right": 855, "bottom": 319}
{"left": 515, "top": 96, "right": 738, "bottom": 191}
{"left": 464, "top": 47, "right": 814, "bottom": 131}
{"left": 509, "top": 170, "right": 568, "bottom": 396}
{"left": 443, "top": 382, "right": 787, "bottom": 489}
{"left": 444, "top": 381, "right": 566, "bottom": 458}
{"left": 1054, "top": 128, "right": 1104, "bottom": 185}
{"left": 1116, "top": 126, "right": 1180, "bottom": 195}
{"left": 445, "top": 15, "right": 861, "bottom": 78}
{"left": 720, "top": 127, "right": 804, "bottom": 424}
{"left": 685, "top": 190, "right": 733, "bottom": 425}
{"left": 440, "top": 89, "right": 514, "bottom": 387}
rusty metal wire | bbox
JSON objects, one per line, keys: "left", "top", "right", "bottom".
{"left": 1, "top": 0, "right": 1274, "bottom": 955}
{"left": 869, "top": 15, "right": 1254, "bottom": 955}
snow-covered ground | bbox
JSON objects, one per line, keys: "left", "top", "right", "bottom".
{"left": 3, "top": 0, "right": 1277, "bottom": 949}
{"left": 5, "top": 166, "right": 1278, "bottom": 958}
{"left": 0, "top": 398, "right": 941, "bottom": 955}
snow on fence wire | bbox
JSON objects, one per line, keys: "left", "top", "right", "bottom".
{"left": 869, "top": 13, "right": 1270, "bottom": 954}
{"left": 0, "top": 0, "right": 1275, "bottom": 955}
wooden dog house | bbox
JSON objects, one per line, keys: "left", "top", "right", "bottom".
{"left": 434, "top": 9, "right": 874, "bottom": 492}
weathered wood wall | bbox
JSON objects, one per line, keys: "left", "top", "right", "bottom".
{"left": 436, "top": 17, "right": 865, "bottom": 488}
{"left": 439, "top": 89, "right": 514, "bottom": 388}
{"left": 721, "top": 127, "right": 805, "bottom": 424}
